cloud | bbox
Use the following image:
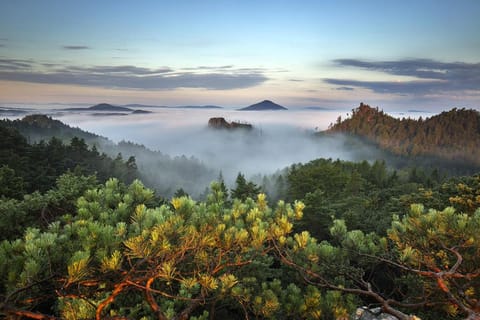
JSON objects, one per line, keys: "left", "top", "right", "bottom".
{"left": 0, "top": 58, "right": 34, "bottom": 71}
{"left": 326, "top": 58, "right": 480, "bottom": 95}
{"left": 63, "top": 45, "right": 91, "bottom": 50}
{"left": 324, "top": 78, "right": 445, "bottom": 95}
{"left": 65, "top": 65, "right": 173, "bottom": 75}
{"left": 0, "top": 58, "right": 268, "bottom": 90}
{"left": 334, "top": 86, "right": 354, "bottom": 91}
{"left": 0, "top": 44, "right": 5, "bottom": 48}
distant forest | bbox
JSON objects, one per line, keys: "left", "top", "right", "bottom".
{"left": 0, "top": 115, "right": 216, "bottom": 198}
{"left": 327, "top": 103, "right": 480, "bottom": 168}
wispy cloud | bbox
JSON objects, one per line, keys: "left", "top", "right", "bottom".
{"left": 334, "top": 86, "right": 354, "bottom": 91}
{"left": 181, "top": 65, "right": 249, "bottom": 72}
{"left": 0, "top": 58, "right": 268, "bottom": 90}
{"left": 326, "top": 58, "right": 480, "bottom": 95}
{"left": 62, "top": 45, "right": 91, "bottom": 50}
{"left": 65, "top": 65, "right": 173, "bottom": 75}
{"left": 0, "top": 58, "right": 34, "bottom": 71}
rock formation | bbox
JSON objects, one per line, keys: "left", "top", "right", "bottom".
{"left": 208, "top": 117, "right": 253, "bottom": 130}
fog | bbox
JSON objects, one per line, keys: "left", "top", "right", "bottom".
{"left": 56, "top": 109, "right": 354, "bottom": 174}
{"left": 2, "top": 106, "right": 430, "bottom": 197}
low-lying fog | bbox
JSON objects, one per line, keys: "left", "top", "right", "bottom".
{"left": 57, "top": 109, "right": 357, "bottom": 177}
{"left": 2, "top": 106, "right": 432, "bottom": 196}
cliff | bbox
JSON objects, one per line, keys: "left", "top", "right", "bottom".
{"left": 208, "top": 117, "right": 253, "bottom": 130}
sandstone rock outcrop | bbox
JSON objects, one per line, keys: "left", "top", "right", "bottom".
{"left": 208, "top": 117, "right": 253, "bottom": 130}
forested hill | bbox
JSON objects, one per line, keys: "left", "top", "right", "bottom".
{"left": 0, "top": 115, "right": 216, "bottom": 197}
{"left": 2, "top": 114, "right": 106, "bottom": 145}
{"left": 326, "top": 103, "right": 480, "bottom": 166}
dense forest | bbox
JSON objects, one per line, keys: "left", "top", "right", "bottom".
{"left": 1, "top": 111, "right": 480, "bottom": 319}
{"left": 1, "top": 115, "right": 216, "bottom": 197}
{"left": 326, "top": 103, "right": 480, "bottom": 171}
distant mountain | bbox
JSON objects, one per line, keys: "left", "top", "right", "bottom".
{"left": 239, "top": 100, "right": 287, "bottom": 111}
{"left": 60, "top": 103, "right": 151, "bottom": 114}
{"left": 123, "top": 104, "right": 223, "bottom": 109}
{"left": 131, "top": 109, "right": 153, "bottom": 114}
{"left": 325, "top": 103, "right": 480, "bottom": 167}
{"left": 0, "top": 107, "right": 30, "bottom": 116}
{"left": 89, "top": 103, "right": 132, "bottom": 112}
{"left": 407, "top": 109, "right": 432, "bottom": 113}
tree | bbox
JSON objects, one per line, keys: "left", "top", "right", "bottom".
{"left": 0, "top": 179, "right": 307, "bottom": 319}
{"left": 0, "top": 165, "right": 25, "bottom": 199}
{"left": 388, "top": 205, "right": 480, "bottom": 319}
{"left": 275, "top": 203, "right": 480, "bottom": 320}
{"left": 0, "top": 172, "right": 98, "bottom": 241}
{"left": 231, "top": 173, "right": 261, "bottom": 201}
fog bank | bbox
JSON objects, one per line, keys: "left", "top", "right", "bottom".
{"left": 56, "top": 109, "right": 352, "bottom": 176}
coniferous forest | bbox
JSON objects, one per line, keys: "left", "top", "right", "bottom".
{"left": 1, "top": 107, "right": 480, "bottom": 320}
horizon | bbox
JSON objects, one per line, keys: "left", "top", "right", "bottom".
{"left": 1, "top": 1, "right": 479, "bottom": 111}
{"left": 0, "top": 100, "right": 446, "bottom": 115}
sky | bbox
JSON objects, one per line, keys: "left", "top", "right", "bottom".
{"left": 0, "top": 0, "right": 479, "bottom": 111}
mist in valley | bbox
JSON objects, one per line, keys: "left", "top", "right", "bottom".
{"left": 1, "top": 105, "right": 416, "bottom": 197}
{"left": 32, "top": 108, "right": 391, "bottom": 197}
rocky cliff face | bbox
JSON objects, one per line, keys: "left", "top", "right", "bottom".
{"left": 208, "top": 117, "right": 253, "bottom": 130}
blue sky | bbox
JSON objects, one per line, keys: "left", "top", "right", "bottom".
{"left": 0, "top": 0, "right": 479, "bottom": 110}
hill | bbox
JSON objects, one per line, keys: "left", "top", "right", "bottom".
{"left": 0, "top": 124, "right": 138, "bottom": 196}
{"left": 239, "top": 100, "right": 287, "bottom": 111}
{"left": 325, "top": 103, "right": 480, "bottom": 167}
{"left": 62, "top": 103, "right": 151, "bottom": 114}
{"left": 0, "top": 115, "right": 215, "bottom": 198}
{"left": 5, "top": 114, "right": 104, "bottom": 143}
{"left": 89, "top": 103, "right": 132, "bottom": 112}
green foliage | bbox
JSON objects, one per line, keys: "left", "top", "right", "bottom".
{"left": 231, "top": 173, "right": 261, "bottom": 201}
{"left": 0, "top": 165, "right": 26, "bottom": 199}
{"left": 388, "top": 205, "right": 480, "bottom": 318}
{"left": 0, "top": 179, "right": 312, "bottom": 319}
{"left": 1, "top": 115, "right": 217, "bottom": 198}
{"left": 0, "top": 172, "right": 98, "bottom": 240}
{"left": 286, "top": 158, "right": 418, "bottom": 239}
{"left": 0, "top": 124, "right": 139, "bottom": 195}
{"left": 3, "top": 110, "right": 480, "bottom": 319}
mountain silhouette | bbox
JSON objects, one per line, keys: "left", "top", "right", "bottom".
{"left": 239, "top": 100, "right": 287, "bottom": 111}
